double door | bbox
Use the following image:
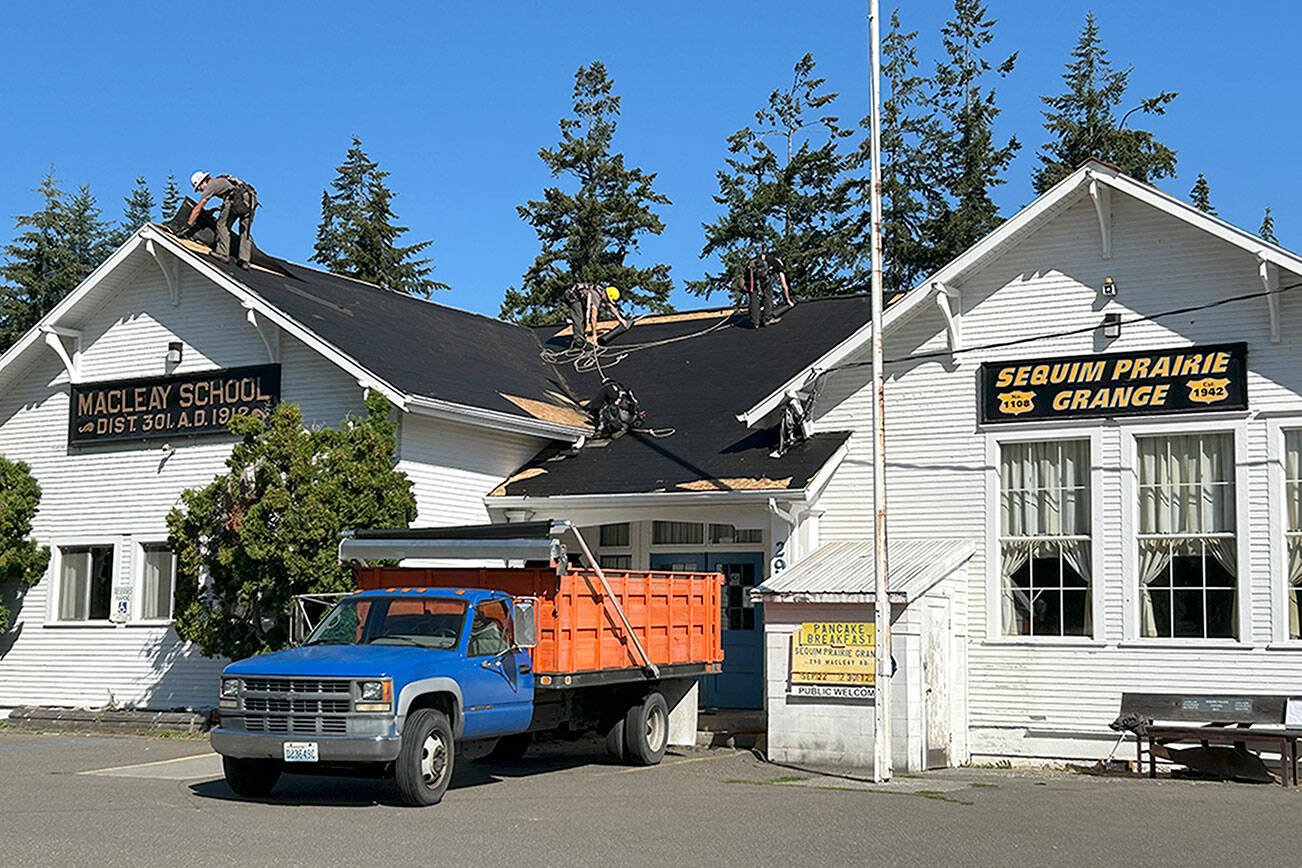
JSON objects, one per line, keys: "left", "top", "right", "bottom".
{"left": 650, "top": 551, "right": 765, "bottom": 709}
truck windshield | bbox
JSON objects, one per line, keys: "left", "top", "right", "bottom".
{"left": 305, "top": 596, "right": 467, "bottom": 650}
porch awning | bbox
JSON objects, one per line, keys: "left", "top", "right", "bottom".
{"left": 753, "top": 538, "right": 974, "bottom": 604}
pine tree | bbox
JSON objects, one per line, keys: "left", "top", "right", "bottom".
{"left": 312, "top": 137, "right": 445, "bottom": 296}
{"left": 1189, "top": 173, "right": 1216, "bottom": 215}
{"left": 502, "top": 62, "right": 673, "bottom": 323}
{"left": 63, "top": 185, "right": 111, "bottom": 274}
{"left": 1033, "top": 12, "right": 1178, "bottom": 193}
{"left": 1, "top": 174, "right": 76, "bottom": 351}
{"left": 110, "top": 176, "right": 157, "bottom": 246}
{"left": 853, "top": 11, "right": 946, "bottom": 295}
{"left": 928, "top": 0, "right": 1020, "bottom": 262}
{"left": 1260, "top": 207, "right": 1279, "bottom": 245}
{"left": 687, "top": 53, "right": 856, "bottom": 301}
{"left": 160, "top": 173, "right": 182, "bottom": 220}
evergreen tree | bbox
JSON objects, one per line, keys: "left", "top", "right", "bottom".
{"left": 313, "top": 137, "right": 445, "bottom": 296}
{"left": 688, "top": 53, "right": 856, "bottom": 301}
{"left": 110, "top": 176, "right": 157, "bottom": 246}
{"left": 160, "top": 173, "right": 182, "bottom": 220}
{"left": 2, "top": 174, "right": 75, "bottom": 351}
{"left": 852, "top": 11, "right": 947, "bottom": 295}
{"left": 1033, "top": 12, "right": 1178, "bottom": 193}
{"left": 0, "top": 455, "right": 50, "bottom": 633}
{"left": 503, "top": 62, "right": 673, "bottom": 323}
{"left": 1189, "top": 173, "right": 1216, "bottom": 214}
{"left": 1260, "top": 207, "right": 1279, "bottom": 245}
{"left": 928, "top": 0, "right": 1020, "bottom": 262}
{"left": 168, "top": 393, "right": 417, "bottom": 659}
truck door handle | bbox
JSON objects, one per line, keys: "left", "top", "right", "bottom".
{"left": 518, "top": 664, "right": 531, "bottom": 674}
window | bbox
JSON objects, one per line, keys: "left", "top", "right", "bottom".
{"left": 139, "top": 544, "right": 176, "bottom": 621}
{"left": 468, "top": 601, "right": 511, "bottom": 657}
{"left": 709, "top": 524, "right": 763, "bottom": 545}
{"left": 599, "top": 554, "right": 632, "bottom": 570}
{"left": 599, "top": 523, "right": 630, "bottom": 547}
{"left": 58, "top": 545, "right": 114, "bottom": 621}
{"left": 652, "top": 521, "right": 704, "bottom": 546}
{"left": 999, "top": 440, "right": 1092, "bottom": 636}
{"left": 1286, "top": 431, "right": 1302, "bottom": 638}
{"left": 1137, "top": 433, "right": 1237, "bottom": 638}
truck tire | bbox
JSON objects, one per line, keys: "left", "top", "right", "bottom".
{"left": 604, "top": 716, "right": 626, "bottom": 761}
{"left": 395, "top": 708, "right": 455, "bottom": 806}
{"left": 623, "top": 691, "right": 669, "bottom": 765}
{"left": 222, "top": 756, "right": 281, "bottom": 798}
{"left": 489, "top": 732, "right": 532, "bottom": 762}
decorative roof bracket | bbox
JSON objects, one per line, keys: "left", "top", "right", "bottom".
{"left": 1259, "top": 255, "right": 1280, "bottom": 344}
{"left": 1088, "top": 174, "right": 1112, "bottom": 260}
{"left": 145, "top": 237, "right": 181, "bottom": 306}
{"left": 934, "top": 281, "right": 961, "bottom": 351}
{"left": 242, "top": 302, "right": 281, "bottom": 363}
{"left": 40, "top": 325, "right": 82, "bottom": 382}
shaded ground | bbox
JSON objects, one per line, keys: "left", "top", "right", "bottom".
{"left": 0, "top": 728, "right": 1297, "bottom": 867}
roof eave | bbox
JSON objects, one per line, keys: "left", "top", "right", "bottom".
{"left": 486, "top": 488, "right": 809, "bottom": 508}
{"left": 406, "top": 395, "right": 588, "bottom": 441}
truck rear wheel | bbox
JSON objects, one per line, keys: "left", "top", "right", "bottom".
{"left": 624, "top": 691, "right": 668, "bottom": 765}
{"left": 222, "top": 756, "right": 281, "bottom": 798}
{"left": 396, "top": 708, "right": 455, "bottom": 806}
{"left": 604, "top": 716, "right": 626, "bottom": 761}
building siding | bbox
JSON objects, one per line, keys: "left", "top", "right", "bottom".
{"left": 0, "top": 264, "right": 367, "bottom": 710}
{"left": 808, "top": 190, "right": 1302, "bottom": 760}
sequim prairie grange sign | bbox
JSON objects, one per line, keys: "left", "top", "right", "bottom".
{"left": 980, "top": 343, "right": 1247, "bottom": 424}
{"left": 69, "top": 364, "right": 280, "bottom": 444}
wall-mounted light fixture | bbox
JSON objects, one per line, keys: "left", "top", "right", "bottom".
{"left": 1102, "top": 313, "right": 1122, "bottom": 339}
{"left": 166, "top": 341, "right": 183, "bottom": 365}
{"left": 1102, "top": 276, "right": 1117, "bottom": 297}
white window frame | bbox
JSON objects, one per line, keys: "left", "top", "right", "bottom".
{"left": 133, "top": 540, "right": 178, "bottom": 624}
{"left": 984, "top": 427, "right": 1103, "bottom": 644}
{"left": 1269, "top": 419, "right": 1302, "bottom": 644}
{"left": 1120, "top": 417, "right": 1248, "bottom": 644}
{"left": 46, "top": 536, "right": 121, "bottom": 627}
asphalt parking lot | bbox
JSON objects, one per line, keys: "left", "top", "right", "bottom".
{"left": 1, "top": 727, "right": 1299, "bottom": 868}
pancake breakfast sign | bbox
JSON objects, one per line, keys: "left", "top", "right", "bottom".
{"left": 789, "top": 621, "right": 876, "bottom": 699}
{"left": 69, "top": 364, "right": 281, "bottom": 445}
{"left": 980, "top": 343, "right": 1247, "bottom": 424}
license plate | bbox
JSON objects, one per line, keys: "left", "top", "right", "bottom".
{"left": 283, "top": 741, "right": 318, "bottom": 763}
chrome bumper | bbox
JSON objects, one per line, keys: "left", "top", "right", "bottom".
{"left": 211, "top": 728, "right": 401, "bottom": 762}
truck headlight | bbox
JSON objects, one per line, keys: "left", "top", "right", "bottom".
{"left": 356, "top": 679, "right": 392, "bottom": 712}
{"left": 219, "top": 678, "right": 240, "bottom": 709}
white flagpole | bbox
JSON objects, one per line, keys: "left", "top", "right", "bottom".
{"left": 867, "top": 0, "right": 892, "bottom": 784}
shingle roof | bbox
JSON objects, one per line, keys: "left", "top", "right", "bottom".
{"left": 497, "top": 296, "right": 873, "bottom": 497}
{"left": 161, "top": 210, "right": 873, "bottom": 497}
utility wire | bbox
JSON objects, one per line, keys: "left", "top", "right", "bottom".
{"left": 821, "top": 280, "right": 1302, "bottom": 373}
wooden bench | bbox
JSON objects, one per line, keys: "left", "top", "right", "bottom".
{"left": 1116, "top": 693, "right": 1300, "bottom": 787}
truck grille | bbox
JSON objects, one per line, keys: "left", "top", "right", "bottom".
{"left": 239, "top": 676, "right": 352, "bottom": 736}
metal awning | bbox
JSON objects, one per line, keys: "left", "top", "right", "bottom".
{"left": 339, "top": 520, "right": 566, "bottom": 564}
{"left": 753, "top": 538, "right": 974, "bottom": 604}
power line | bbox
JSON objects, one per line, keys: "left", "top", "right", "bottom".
{"left": 822, "top": 280, "right": 1302, "bottom": 373}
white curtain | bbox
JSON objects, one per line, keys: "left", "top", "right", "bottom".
{"left": 1001, "top": 441, "right": 1090, "bottom": 537}
{"left": 59, "top": 550, "right": 87, "bottom": 621}
{"left": 1061, "top": 538, "right": 1093, "bottom": 633}
{"left": 1287, "top": 433, "right": 1302, "bottom": 638}
{"left": 1000, "top": 542, "right": 1030, "bottom": 634}
{"left": 1138, "top": 434, "right": 1235, "bottom": 536}
{"left": 1137, "top": 539, "right": 1169, "bottom": 637}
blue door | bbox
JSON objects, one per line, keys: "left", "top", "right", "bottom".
{"left": 459, "top": 600, "right": 535, "bottom": 739}
{"left": 650, "top": 552, "right": 765, "bottom": 709}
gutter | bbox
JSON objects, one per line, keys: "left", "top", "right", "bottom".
{"left": 405, "top": 395, "right": 589, "bottom": 443}
{"left": 486, "top": 488, "right": 809, "bottom": 511}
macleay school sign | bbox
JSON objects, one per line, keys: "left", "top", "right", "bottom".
{"left": 68, "top": 364, "right": 281, "bottom": 444}
{"left": 980, "top": 343, "right": 1248, "bottom": 424}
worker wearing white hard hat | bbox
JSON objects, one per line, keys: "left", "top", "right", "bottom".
{"left": 186, "top": 171, "right": 259, "bottom": 268}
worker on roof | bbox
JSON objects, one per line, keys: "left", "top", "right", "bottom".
{"left": 592, "top": 378, "right": 645, "bottom": 439}
{"left": 565, "top": 282, "right": 629, "bottom": 349}
{"left": 741, "top": 250, "right": 794, "bottom": 328}
{"left": 187, "top": 171, "right": 259, "bottom": 268}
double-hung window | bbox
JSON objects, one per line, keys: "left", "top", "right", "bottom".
{"left": 999, "top": 440, "right": 1092, "bottom": 636}
{"left": 58, "top": 545, "right": 114, "bottom": 621}
{"left": 1286, "top": 431, "right": 1302, "bottom": 638}
{"left": 1136, "top": 433, "right": 1237, "bottom": 639}
{"left": 139, "top": 544, "right": 177, "bottom": 621}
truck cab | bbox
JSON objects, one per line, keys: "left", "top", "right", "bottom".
{"left": 211, "top": 587, "right": 538, "bottom": 805}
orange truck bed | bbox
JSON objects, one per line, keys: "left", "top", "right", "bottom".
{"left": 355, "top": 566, "right": 724, "bottom": 680}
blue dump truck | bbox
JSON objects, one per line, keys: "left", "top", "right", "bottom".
{"left": 210, "top": 522, "right": 723, "bottom": 805}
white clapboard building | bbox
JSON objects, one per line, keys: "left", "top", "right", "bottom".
{"left": 3, "top": 160, "right": 1301, "bottom": 770}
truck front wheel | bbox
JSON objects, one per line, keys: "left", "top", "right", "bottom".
{"left": 623, "top": 691, "right": 668, "bottom": 765}
{"left": 396, "top": 708, "right": 455, "bottom": 806}
{"left": 222, "top": 756, "right": 281, "bottom": 798}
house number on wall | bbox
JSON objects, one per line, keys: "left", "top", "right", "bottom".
{"left": 771, "top": 539, "right": 787, "bottom": 574}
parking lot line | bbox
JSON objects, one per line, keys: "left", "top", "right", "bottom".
{"left": 79, "top": 751, "right": 219, "bottom": 775}
{"left": 0, "top": 738, "right": 120, "bottom": 751}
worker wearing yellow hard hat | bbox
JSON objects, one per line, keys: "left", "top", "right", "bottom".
{"left": 565, "top": 282, "right": 630, "bottom": 349}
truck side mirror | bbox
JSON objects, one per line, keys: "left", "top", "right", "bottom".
{"left": 512, "top": 597, "right": 539, "bottom": 649}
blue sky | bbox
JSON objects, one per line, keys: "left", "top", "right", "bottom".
{"left": 1, "top": 1, "right": 1297, "bottom": 316}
